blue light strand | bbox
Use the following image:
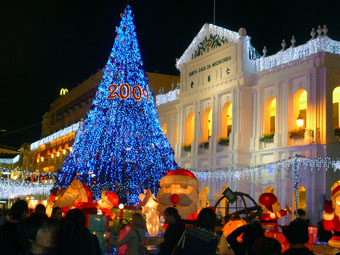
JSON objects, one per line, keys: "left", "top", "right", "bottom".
{"left": 55, "top": 5, "right": 177, "bottom": 204}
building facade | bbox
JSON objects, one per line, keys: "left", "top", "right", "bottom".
{"left": 156, "top": 24, "right": 340, "bottom": 223}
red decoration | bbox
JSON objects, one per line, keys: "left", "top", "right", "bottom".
{"left": 325, "top": 200, "right": 333, "bottom": 213}
{"left": 49, "top": 193, "right": 56, "bottom": 202}
{"left": 106, "top": 191, "right": 119, "bottom": 207}
{"left": 259, "top": 193, "right": 277, "bottom": 212}
{"left": 259, "top": 192, "right": 288, "bottom": 232}
{"left": 165, "top": 168, "right": 197, "bottom": 180}
{"left": 170, "top": 194, "right": 179, "bottom": 207}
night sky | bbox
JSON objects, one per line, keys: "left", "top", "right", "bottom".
{"left": 1, "top": 0, "right": 339, "bottom": 149}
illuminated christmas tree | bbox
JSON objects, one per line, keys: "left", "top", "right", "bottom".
{"left": 56, "top": 5, "right": 177, "bottom": 204}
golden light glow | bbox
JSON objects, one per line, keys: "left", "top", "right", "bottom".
{"left": 323, "top": 212, "right": 335, "bottom": 221}
{"left": 41, "top": 157, "right": 44, "bottom": 162}
{"left": 333, "top": 86, "right": 340, "bottom": 127}
{"left": 63, "top": 149, "right": 66, "bottom": 155}
{"left": 264, "top": 98, "right": 276, "bottom": 134}
{"left": 221, "top": 102, "right": 232, "bottom": 138}
{"left": 185, "top": 112, "right": 195, "bottom": 144}
{"left": 296, "top": 121, "right": 304, "bottom": 128}
{"left": 56, "top": 152, "right": 60, "bottom": 157}
{"left": 293, "top": 89, "right": 307, "bottom": 129}
{"left": 51, "top": 154, "right": 54, "bottom": 159}
{"left": 296, "top": 114, "right": 304, "bottom": 127}
{"left": 299, "top": 91, "right": 307, "bottom": 110}
{"left": 161, "top": 123, "right": 167, "bottom": 136}
{"left": 222, "top": 219, "right": 247, "bottom": 238}
{"left": 119, "top": 203, "right": 124, "bottom": 209}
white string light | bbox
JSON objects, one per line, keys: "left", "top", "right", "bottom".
{"left": 255, "top": 37, "right": 340, "bottom": 72}
{"left": 0, "top": 179, "right": 54, "bottom": 199}
{"left": 0, "top": 155, "right": 20, "bottom": 165}
{"left": 0, "top": 167, "right": 57, "bottom": 199}
{"left": 176, "top": 24, "right": 240, "bottom": 68}
{"left": 30, "top": 121, "right": 80, "bottom": 151}
{"left": 156, "top": 88, "right": 180, "bottom": 106}
{"left": 190, "top": 155, "right": 340, "bottom": 181}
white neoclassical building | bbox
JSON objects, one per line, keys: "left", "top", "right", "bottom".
{"left": 156, "top": 24, "right": 340, "bottom": 223}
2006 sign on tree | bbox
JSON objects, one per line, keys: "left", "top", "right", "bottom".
{"left": 107, "top": 83, "right": 149, "bottom": 102}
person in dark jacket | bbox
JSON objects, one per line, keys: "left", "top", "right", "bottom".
{"left": 181, "top": 207, "right": 218, "bottom": 255}
{"left": 56, "top": 208, "right": 101, "bottom": 255}
{"left": 0, "top": 199, "right": 28, "bottom": 255}
{"left": 159, "top": 207, "right": 186, "bottom": 255}
{"left": 227, "top": 220, "right": 264, "bottom": 255}
{"left": 254, "top": 236, "right": 281, "bottom": 255}
{"left": 18, "top": 213, "right": 56, "bottom": 255}
{"left": 282, "top": 219, "right": 313, "bottom": 255}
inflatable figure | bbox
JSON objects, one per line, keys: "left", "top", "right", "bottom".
{"left": 157, "top": 169, "right": 199, "bottom": 219}
{"left": 259, "top": 192, "right": 289, "bottom": 231}
{"left": 323, "top": 181, "right": 340, "bottom": 248}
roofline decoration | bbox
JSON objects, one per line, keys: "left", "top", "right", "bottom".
{"left": 30, "top": 121, "right": 81, "bottom": 151}
{"left": 156, "top": 88, "right": 180, "bottom": 106}
{"left": 0, "top": 155, "right": 20, "bottom": 165}
{"left": 255, "top": 36, "right": 340, "bottom": 72}
{"left": 176, "top": 24, "right": 240, "bottom": 68}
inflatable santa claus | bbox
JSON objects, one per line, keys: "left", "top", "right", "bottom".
{"left": 157, "top": 169, "right": 199, "bottom": 219}
{"left": 323, "top": 181, "right": 340, "bottom": 248}
{"left": 259, "top": 192, "right": 289, "bottom": 231}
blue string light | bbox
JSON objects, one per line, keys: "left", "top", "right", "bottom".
{"left": 55, "top": 5, "right": 177, "bottom": 204}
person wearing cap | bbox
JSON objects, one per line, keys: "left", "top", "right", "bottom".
{"left": 282, "top": 219, "right": 313, "bottom": 255}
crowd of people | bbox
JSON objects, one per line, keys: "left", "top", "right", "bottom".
{"left": 0, "top": 200, "right": 103, "bottom": 255}
{"left": 0, "top": 200, "right": 335, "bottom": 255}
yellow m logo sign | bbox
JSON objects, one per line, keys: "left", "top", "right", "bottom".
{"left": 60, "top": 88, "right": 69, "bottom": 96}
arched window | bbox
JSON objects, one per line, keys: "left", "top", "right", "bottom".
{"left": 185, "top": 113, "right": 195, "bottom": 144}
{"left": 293, "top": 89, "right": 307, "bottom": 129}
{"left": 161, "top": 123, "right": 167, "bottom": 136}
{"left": 292, "top": 186, "right": 306, "bottom": 219}
{"left": 264, "top": 98, "right": 276, "bottom": 134}
{"left": 333, "top": 86, "right": 340, "bottom": 128}
{"left": 221, "top": 103, "right": 232, "bottom": 138}
{"left": 202, "top": 108, "right": 212, "bottom": 141}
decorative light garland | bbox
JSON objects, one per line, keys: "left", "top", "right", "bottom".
{"left": 190, "top": 155, "right": 340, "bottom": 181}
{"left": 0, "top": 167, "right": 57, "bottom": 199}
{"left": 156, "top": 88, "right": 180, "bottom": 106}
{"left": 176, "top": 24, "right": 240, "bottom": 68}
{"left": 30, "top": 122, "right": 80, "bottom": 151}
{"left": 0, "top": 179, "right": 54, "bottom": 199}
{"left": 0, "top": 155, "right": 20, "bottom": 165}
{"left": 255, "top": 37, "right": 340, "bottom": 72}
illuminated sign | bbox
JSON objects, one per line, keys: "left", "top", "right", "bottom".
{"left": 60, "top": 88, "right": 69, "bottom": 96}
{"left": 107, "top": 83, "right": 149, "bottom": 102}
{"left": 189, "top": 56, "right": 232, "bottom": 77}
